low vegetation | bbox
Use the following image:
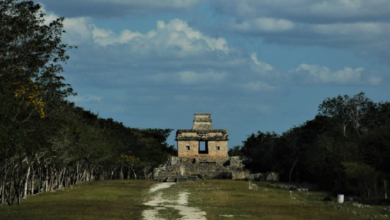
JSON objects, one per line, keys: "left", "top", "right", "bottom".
{"left": 2, "top": 180, "right": 390, "bottom": 219}
{"left": 177, "top": 180, "right": 389, "bottom": 219}
{"left": 0, "top": 180, "right": 154, "bottom": 219}
{"left": 231, "top": 92, "right": 390, "bottom": 200}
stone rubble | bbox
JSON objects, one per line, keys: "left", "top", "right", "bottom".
{"left": 153, "top": 156, "right": 248, "bottom": 181}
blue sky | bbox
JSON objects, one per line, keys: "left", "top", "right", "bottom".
{"left": 39, "top": 0, "right": 390, "bottom": 148}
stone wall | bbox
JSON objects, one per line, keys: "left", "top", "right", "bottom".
{"left": 177, "top": 140, "right": 228, "bottom": 158}
{"left": 192, "top": 113, "right": 213, "bottom": 130}
{"left": 154, "top": 156, "right": 247, "bottom": 182}
{"left": 175, "top": 113, "right": 229, "bottom": 158}
{"left": 177, "top": 140, "right": 199, "bottom": 157}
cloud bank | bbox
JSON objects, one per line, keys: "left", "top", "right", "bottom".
{"left": 39, "top": 0, "right": 203, "bottom": 17}
{"left": 210, "top": 0, "right": 390, "bottom": 62}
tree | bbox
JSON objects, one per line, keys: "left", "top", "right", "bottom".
{"left": 343, "top": 162, "right": 378, "bottom": 198}
{"left": 360, "top": 102, "right": 390, "bottom": 131}
{"left": 279, "top": 128, "right": 301, "bottom": 183}
{"left": 241, "top": 131, "right": 279, "bottom": 173}
{"left": 318, "top": 92, "right": 373, "bottom": 137}
{"left": 359, "top": 126, "right": 390, "bottom": 199}
{"left": 0, "top": 0, "right": 74, "bottom": 95}
{"left": 0, "top": 1, "right": 177, "bottom": 205}
{"left": 228, "top": 146, "right": 243, "bottom": 157}
{"left": 0, "top": 0, "right": 74, "bottom": 205}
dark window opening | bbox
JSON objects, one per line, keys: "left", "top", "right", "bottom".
{"left": 199, "top": 141, "right": 209, "bottom": 154}
{"left": 216, "top": 146, "right": 220, "bottom": 150}
{"left": 186, "top": 146, "right": 190, "bottom": 150}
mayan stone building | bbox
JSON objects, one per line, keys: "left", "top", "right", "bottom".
{"left": 153, "top": 113, "right": 247, "bottom": 182}
{"left": 176, "top": 113, "right": 229, "bottom": 159}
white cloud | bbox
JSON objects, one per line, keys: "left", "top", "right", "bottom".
{"left": 178, "top": 70, "right": 227, "bottom": 84}
{"left": 212, "top": 0, "right": 390, "bottom": 62}
{"left": 250, "top": 53, "right": 273, "bottom": 72}
{"left": 43, "top": 7, "right": 230, "bottom": 55}
{"left": 92, "top": 27, "right": 142, "bottom": 46}
{"left": 70, "top": 19, "right": 230, "bottom": 56}
{"left": 69, "top": 95, "right": 103, "bottom": 103}
{"left": 39, "top": 0, "right": 203, "bottom": 18}
{"left": 149, "top": 70, "right": 227, "bottom": 85}
{"left": 42, "top": 7, "right": 93, "bottom": 45}
{"left": 52, "top": 8, "right": 382, "bottom": 102}
{"left": 368, "top": 77, "right": 382, "bottom": 85}
{"left": 212, "top": 0, "right": 390, "bottom": 22}
{"left": 292, "top": 64, "right": 365, "bottom": 84}
{"left": 312, "top": 22, "right": 388, "bottom": 37}
{"left": 309, "top": 0, "right": 389, "bottom": 19}
{"left": 230, "top": 17, "right": 295, "bottom": 33}
{"left": 241, "top": 81, "right": 277, "bottom": 92}
{"left": 156, "top": 19, "right": 229, "bottom": 52}
{"left": 63, "top": 17, "right": 93, "bottom": 45}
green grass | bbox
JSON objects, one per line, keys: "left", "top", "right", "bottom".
{"left": 0, "top": 180, "right": 154, "bottom": 220}
{"left": 1, "top": 180, "right": 389, "bottom": 219}
{"left": 166, "top": 180, "right": 389, "bottom": 219}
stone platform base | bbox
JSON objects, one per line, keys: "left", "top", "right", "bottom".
{"left": 153, "top": 156, "right": 249, "bottom": 182}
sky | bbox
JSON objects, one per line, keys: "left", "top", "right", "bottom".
{"left": 38, "top": 0, "right": 390, "bottom": 148}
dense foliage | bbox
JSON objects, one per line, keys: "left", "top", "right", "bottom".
{"left": 232, "top": 92, "right": 390, "bottom": 199}
{"left": 0, "top": 0, "right": 175, "bottom": 205}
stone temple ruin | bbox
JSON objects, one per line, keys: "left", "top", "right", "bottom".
{"left": 153, "top": 113, "right": 247, "bottom": 182}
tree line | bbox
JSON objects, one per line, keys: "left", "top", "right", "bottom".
{"left": 230, "top": 92, "right": 390, "bottom": 200}
{"left": 0, "top": 0, "right": 175, "bottom": 205}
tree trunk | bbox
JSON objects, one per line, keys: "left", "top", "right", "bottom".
{"left": 342, "top": 124, "right": 348, "bottom": 137}
{"left": 14, "top": 180, "right": 21, "bottom": 205}
{"left": 385, "top": 179, "right": 388, "bottom": 200}
{"left": 1, "top": 177, "right": 5, "bottom": 204}
{"left": 57, "top": 168, "right": 64, "bottom": 189}
{"left": 44, "top": 164, "right": 49, "bottom": 192}
{"left": 30, "top": 169, "right": 35, "bottom": 195}
{"left": 130, "top": 166, "right": 137, "bottom": 180}
{"left": 1, "top": 161, "right": 7, "bottom": 204}
{"left": 90, "top": 167, "right": 94, "bottom": 181}
{"left": 23, "top": 164, "right": 31, "bottom": 198}
{"left": 8, "top": 176, "right": 13, "bottom": 205}
{"left": 127, "top": 166, "right": 131, "bottom": 180}
{"left": 289, "top": 158, "right": 299, "bottom": 183}
{"left": 82, "top": 169, "right": 87, "bottom": 181}
{"left": 119, "top": 163, "right": 124, "bottom": 180}
{"left": 143, "top": 166, "right": 151, "bottom": 180}
{"left": 38, "top": 167, "right": 42, "bottom": 192}
{"left": 66, "top": 168, "right": 71, "bottom": 187}
{"left": 76, "top": 162, "right": 80, "bottom": 184}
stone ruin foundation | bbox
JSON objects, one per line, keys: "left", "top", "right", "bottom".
{"left": 153, "top": 113, "right": 249, "bottom": 182}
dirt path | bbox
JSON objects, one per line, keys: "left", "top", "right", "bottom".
{"left": 142, "top": 182, "right": 206, "bottom": 220}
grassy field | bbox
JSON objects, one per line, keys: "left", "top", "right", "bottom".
{"left": 0, "top": 180, "right": 389, "bottom": 219}
{"left": 0, "top": 180, "right": 154, "bottom": 220}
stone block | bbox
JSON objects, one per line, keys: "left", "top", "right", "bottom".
{"left": 266, "top": 172, "right": 280, "bottom": 181}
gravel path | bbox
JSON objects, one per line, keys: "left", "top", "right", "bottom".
{"left": 142, "top": 182, "right": 206, "bottom": 220}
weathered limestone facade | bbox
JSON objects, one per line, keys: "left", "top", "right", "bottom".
{"left": 154, "top": 113, "right": 248, "bottom": 182}
{"left": 176, "top": 113, "right": 229, "bottom": 158}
